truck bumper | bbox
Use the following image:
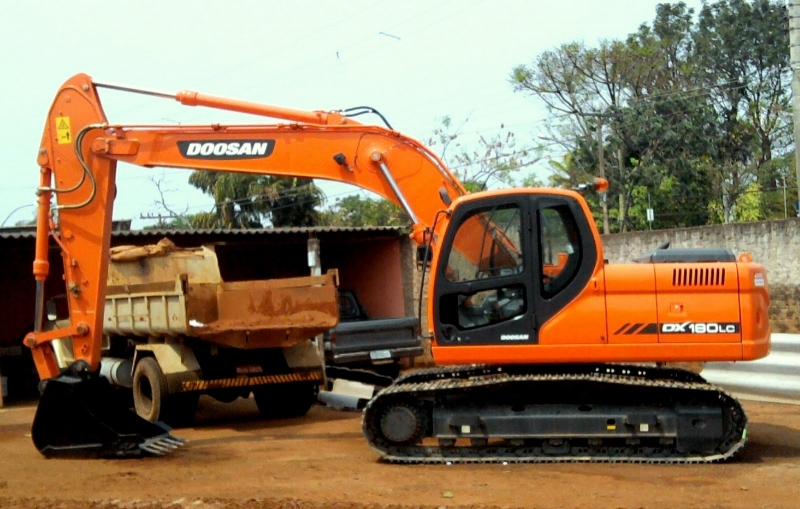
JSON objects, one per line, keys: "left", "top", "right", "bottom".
{"left": 332, "top": 345, "right": 424, "bottom": 364}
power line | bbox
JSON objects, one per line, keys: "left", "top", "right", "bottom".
{"left": 177, "top": 0, "right": 487, "bottom": 127}
{"left": 109, "top": 0, "right": 394, "bottom": 118}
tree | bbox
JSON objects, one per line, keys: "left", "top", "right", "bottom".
{"left": 143, "top": 175, "right": 197, "bottom": 230}
{"left": 511, "top": 39, "right": 632, "bottom": 233}
{"left": 426, "top": 115, "right": 540, "bottom": 192}
{"left": 693, "top": 0, "right": 791, "bottom": 221}
{"left": 319, "top": 195, "right": 408, "bottom": 227}
{"left": 511, "top": 0, "right": 792, "bottom": 231}
{"left": 187, "top": 172, "right": 323, "bottom": 228}
{"left": 319, "top": 116, "right": 540, "bottom": 227}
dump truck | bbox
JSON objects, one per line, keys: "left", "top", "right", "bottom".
{"left": 49, "top": 238, "right": 339, "bottom": 427}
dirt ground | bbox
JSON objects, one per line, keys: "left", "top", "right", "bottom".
{"left": 1, "top": 396, "right": 799, "bottom": 509}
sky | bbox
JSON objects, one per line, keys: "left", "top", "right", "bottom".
{"left": 0, "top": 0, "right": 706, "bottom": 229}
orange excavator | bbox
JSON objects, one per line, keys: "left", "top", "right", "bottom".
{"left": 27, "top": 73, "right": 770, "bottom": 462}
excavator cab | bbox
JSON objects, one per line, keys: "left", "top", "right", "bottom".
{"left": 433, "top": 192, "right": 596, "bottom": 349}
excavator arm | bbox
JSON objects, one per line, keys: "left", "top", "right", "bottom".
{"left": 27, "top": 73, "right": 470, "bottom": 383}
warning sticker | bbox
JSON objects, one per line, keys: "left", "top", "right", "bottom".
{"left": 56, "top": 116, "right": 71, "bottom": 144}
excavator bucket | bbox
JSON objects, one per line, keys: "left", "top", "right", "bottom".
{"left": 31, "top": 370, "right": 185, "bottom": 459}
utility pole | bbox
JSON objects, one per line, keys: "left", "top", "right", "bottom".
{"left": 596, "top": 115, "right": 610, "bottom": 234}
{"left": 617, "top": 147, "right": 627, "bottom": 232}
{"left": 790, "top": 1, "right": 800, "bottom": 215}
{"left": 140, "top": 212, "right": 182, "bottom": 228}
{"left": 577, "top": 110, "right": 619, "bottom": 233}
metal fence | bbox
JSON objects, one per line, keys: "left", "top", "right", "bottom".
{"left": 702, "top": 333, "right": 800, "bottom": 405}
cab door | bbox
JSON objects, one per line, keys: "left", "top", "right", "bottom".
{"left": 433, "top": 196, "right": 537, "bottom": 347}
{"left": 532, "top": 196, "right": 605, "bottom": 344}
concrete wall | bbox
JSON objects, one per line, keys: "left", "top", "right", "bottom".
{"left": 601, "top": 218, "right": 800, "bottom": 333}
{"left": 328, "top": 238, "right": 405, "bottom": 319}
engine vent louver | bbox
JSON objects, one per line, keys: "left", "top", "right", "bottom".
{"left": 672, "top": 267, "right": 726, "bottom": 287}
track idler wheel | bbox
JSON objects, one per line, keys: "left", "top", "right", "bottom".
{"left": 31, "top": 362, "right": 186, "bottom": 459}
{"left": 379, "top": 403, "right": 427, "bottom": 445}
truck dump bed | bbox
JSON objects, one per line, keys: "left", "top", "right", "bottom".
{"left": 105, "top": 240, "right": 339, "bottom": 349}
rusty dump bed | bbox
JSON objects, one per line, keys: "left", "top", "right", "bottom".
{"left": 105, "top": 239, "right": 339, "bottom": 349}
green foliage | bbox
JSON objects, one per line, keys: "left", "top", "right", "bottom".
{"left": 511, "top": 0, "right": 792, "bottom": 231}
{"left": 187, "top": 172, "right": 322, "bottom": 228}
{"left": 757, "top": 155, "right": 797, "bottom": 219}
{"left": 318, "top": 195, "right": 408, "bottom": 228}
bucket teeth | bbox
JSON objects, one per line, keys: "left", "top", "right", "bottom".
{"left": 139, "top": 434, "right": 186, "bottom": 456}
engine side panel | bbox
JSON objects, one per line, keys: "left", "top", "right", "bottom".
{"left": 653, "top": 262, "right": 741, "bottom": 344}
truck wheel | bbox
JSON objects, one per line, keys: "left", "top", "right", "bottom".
{"left": 133, "top": 357, "right": 199, "bottom": 427}
{"left": 253, "top": 382, "right": 317, "bottom": 419}
{"left": 133, "top": 357, "right": 167, "bottom": 423}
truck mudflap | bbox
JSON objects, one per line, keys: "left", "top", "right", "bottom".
{"left": 362, "top": 364, "right": 747, "bottom": 464}
{"left": 32, "top": 363, "right": 185, "bottom": 459}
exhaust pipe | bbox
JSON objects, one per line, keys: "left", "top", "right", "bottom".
{"left": 100, "top": 358, "right": 133, "bottom": 387}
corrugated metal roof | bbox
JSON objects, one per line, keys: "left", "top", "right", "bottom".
{"left": 119, "top": 225, "right": 406, "bottom": 236}
{"left": 0, "top": 226, "right": 38, "bottom": 239}
{"left": 0, "top": 225, "right": 407, "bottom": 240}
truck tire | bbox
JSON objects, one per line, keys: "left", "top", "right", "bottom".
{"left": 133, "top": 357, "right": 167, "bottom": 423}
{"left": 133, "top": 357, "right": 198, "bottom": 427}
{"left": 253, "top": 382, "right": 316, "bottom": 419}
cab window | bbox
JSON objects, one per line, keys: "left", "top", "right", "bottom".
{"left": 444, "top": 204, "right": 523, "bottom": 283}
{"left": 539, "top": 204, "right": 582, "bottom": 298}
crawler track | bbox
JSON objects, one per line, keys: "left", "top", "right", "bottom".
{"left": 362, "top": 364, "right": 747, "bottom": 464}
